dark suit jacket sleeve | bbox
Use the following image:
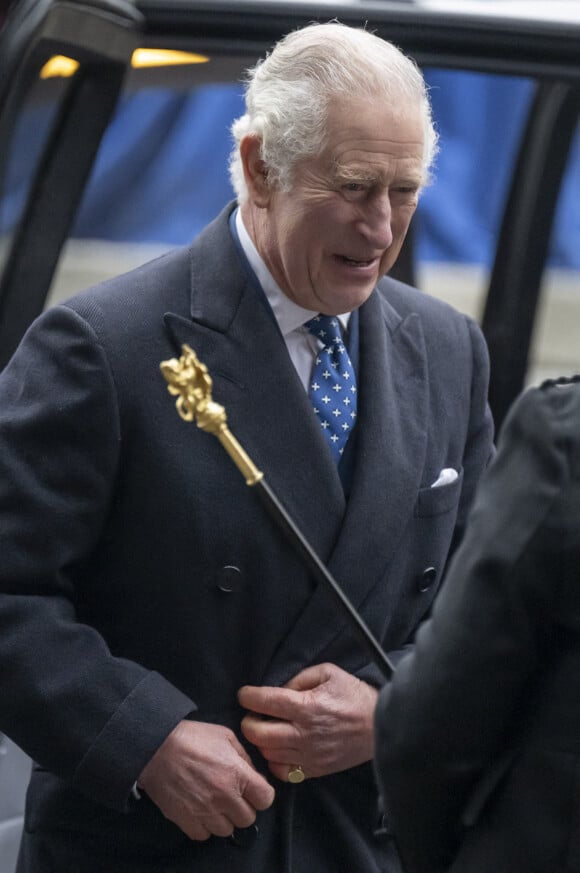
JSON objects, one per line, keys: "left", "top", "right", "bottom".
{"left": 374, "top": 380, "right": 580, "bottom": 872}
{"left": 0, "top": 306, "right": 196, "bottom": 811}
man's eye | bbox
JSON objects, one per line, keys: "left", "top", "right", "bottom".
{"left": 343, "top": 182, "right": 365, "bottom": 193}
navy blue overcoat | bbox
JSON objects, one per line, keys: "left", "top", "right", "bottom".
{"left": 0, "top": 203, "right": 493, "bottom": 872}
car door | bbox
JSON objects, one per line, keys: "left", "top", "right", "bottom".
{"left": 0, "top": 0, "right": 143, "bottom": 368}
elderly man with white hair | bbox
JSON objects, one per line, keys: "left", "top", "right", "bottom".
{"left": 0, "top": 21, "right": 493, "bottom": 873}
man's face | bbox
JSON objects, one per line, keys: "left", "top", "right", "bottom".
{"left": 246, "top": 97, "right": 425, "bottom": 315}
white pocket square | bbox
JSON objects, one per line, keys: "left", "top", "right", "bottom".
{"left": 431, "top": 468, "right": 458, "bottom": 488}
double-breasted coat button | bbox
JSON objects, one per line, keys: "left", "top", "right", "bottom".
{"left": 373, "top": 810, "right": 392, "bottom": 839}
{"left": 417, "top": 566, "right": 437, "bottom": 593}
{"left": 216, "top": 565, "right": 243, "bottom": 593}
{"left": 230, "top": 824, "right": 259, "bottom": 847}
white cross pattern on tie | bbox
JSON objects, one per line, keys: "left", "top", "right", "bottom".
{"left": 305, "top": 314, "right": 357, "bottom": 463}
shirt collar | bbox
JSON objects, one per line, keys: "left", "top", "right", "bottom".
{"left": 235, "top": 208, "right": 350, "bottom": 336}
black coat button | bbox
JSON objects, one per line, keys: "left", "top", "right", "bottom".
{"left": 216, "top": 565, "right": 243, "bottom": 593}
{"left": 418, "top": 566, "right": 437, "bottom": 593}
{"left": 230, "top": 824, "right": 259, "bottom": 847}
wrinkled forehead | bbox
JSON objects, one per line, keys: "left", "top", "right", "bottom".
{"left": 324, "top": 97, "right": 426, "bottom": 168}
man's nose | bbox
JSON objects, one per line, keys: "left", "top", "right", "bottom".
{"left": 357, "top": 193, "right": 393, "bottom": 248}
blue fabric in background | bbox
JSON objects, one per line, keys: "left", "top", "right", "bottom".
{"left": 418, "top": 72, "right": 579, "bottom": 269}
{"left": 72, "top": 83, "right": 246, "bottom": 244}
{"left": 417, "top": 71, "right": 534, "bottom": 265}
{"left": 3, "top": 73, "right": 580, "bottom": 267}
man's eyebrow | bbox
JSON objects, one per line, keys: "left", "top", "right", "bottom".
{"left": 332, "top": 163, "right": 422, "bottom": 188}
{"left": 392, "top": 176, "right": 423, "bottom": 189}
{"left": 332, "top": 164, "right": 381, "bottom": 184}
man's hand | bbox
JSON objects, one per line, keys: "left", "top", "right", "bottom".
{"left": 137, "top": 720, "right": 275, "bottom": 841}
{"left": 238, "top": 663, "right": 378, "bottom": 782}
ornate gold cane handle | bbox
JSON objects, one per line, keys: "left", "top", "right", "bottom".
{"left": 160, "top": 344, "right": 264, "bottom": 486}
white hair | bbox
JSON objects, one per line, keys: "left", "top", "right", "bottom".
{"left": 229, "top": 21, "right": 439, "bottom": 203}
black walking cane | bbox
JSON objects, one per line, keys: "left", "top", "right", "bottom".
{"left": 160, "top": 344, "right": 394, "bottom": 681}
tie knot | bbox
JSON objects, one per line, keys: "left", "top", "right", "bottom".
{"left": 305, "top": 314, "right": 343, "bottom": 348}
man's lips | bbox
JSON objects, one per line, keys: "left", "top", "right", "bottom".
{"left": 336, "top": 254, "right": 378, "bottom": 267}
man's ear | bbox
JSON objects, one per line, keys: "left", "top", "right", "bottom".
{"left": 240, "top": 135, "right": 270, "bottom": 207}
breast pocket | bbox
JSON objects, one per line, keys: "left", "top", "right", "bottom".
{"left": 415, "top": 467, "right": 464, "bottom": 518}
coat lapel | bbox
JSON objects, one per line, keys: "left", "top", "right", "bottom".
{"left": 263, "top": 288, "right": 429, "bottom": 683}
{"left": 163, "top": 205, "right": 346, "bottom": 563}
{"left": 332, "top": 291, "right": 428, "bottom": 597}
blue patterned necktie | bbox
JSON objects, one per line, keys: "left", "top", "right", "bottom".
{"left": 305, "top": 314, "right": 358, "bottom": 463}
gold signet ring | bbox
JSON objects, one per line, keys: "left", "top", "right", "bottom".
{"left": 288, "top": 764, "right": 305, "bottom": 784}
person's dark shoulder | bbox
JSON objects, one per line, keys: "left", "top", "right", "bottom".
{"left": 502, "top": 376, "right": 580, "bottom": 455}
{"left": 376, "top": 273, "right": 478, "bottom": 341}
{"left": 63, "top": 202, "right": 235, "bottom": 327}
{"left": 64, "top": 244, "right": 193, "bottom": 324}
{"left": 378, "top": 274, "right": 471, "bottom": 320}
